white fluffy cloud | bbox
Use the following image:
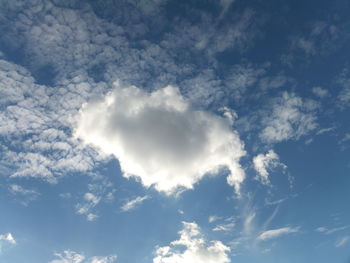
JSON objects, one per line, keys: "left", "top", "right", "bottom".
{"left": 253, "top": 150, "right": 284, "bottom": 185}
{"left": 75, "top": 84, "right": 246, "bottom": 194}
{"left": 257, "top": 227, "right": 299, "bottom": 241}
{"left": 153, "top": 222, "right": 231, "bottom": 263}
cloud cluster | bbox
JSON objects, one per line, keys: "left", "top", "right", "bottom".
{"left": 75, "top": 84, "right": 246, "bottom": 194}
{"left": 0, "top": 0, "right": 260, "bottom": 100}
{"left": 75, "top": 193, "right": 101, "bottom": 221}
{"left": 0, "top": 59, "right": 107, "bottom": 183}
{"left": 153, "top": 222, "right": 231, "bottom": 263}
{"left": 50, "top": 250, "right": 117, "bottom": 263}
{"left": 0, "top": 0, "right": 263, "bottom": 186}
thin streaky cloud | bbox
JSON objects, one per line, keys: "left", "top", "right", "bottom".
{"left": 121, "top": 195, "right": 149, "bottom": 212}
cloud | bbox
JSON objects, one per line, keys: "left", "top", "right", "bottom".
{"left": 211, "top": 216, "right": 236, "bottom": 232}
{"left": 0, "top": 233, "right": 16, "bottom": 245}
{"left": 335, "top": 236, "right": 350, "bottom": 248}
{"left": 219, "top": 0, "right": 235, "bottom": 18}
{"left": 75, "top": 193, "right": 101, "bottom": 221}
{"left": 8, "top": 184, "right": 40, "bottom": 205}
{"left": 337, "top": 68, "right": 350, "bottom": 107}
{"left": 290, "top": 37, "right": 316, "bottom": 56}
{"left": 213, "top": 222, "right": 235, "bottom": 232}
{"left": 316, "top": 127, "right": 335, "bottom": 136}
{"left": 208, "top": 216, "right": 221, "bottom": 223}
{"left": 253, "top": 150, "right": 285, "bottom": 185}
{"left": 315, "top": 225, "right": 350, "bottom": 235}
{"left": 288, "top": 20, "right": 340, "bottom": 59}
{"left": 312, "top": 87, "right": 328, "bottom": 98}
{"left": 50, "top": 250, "right": 116, "bottom": 263}
{"left": 257, "top": 227, "right": 299, "bottom": 241}
{"left": 89, "top": 255, "right": 117, "bottom": 263}
{"left": 315, "top": 226, "right": 327, "bottom": 233}
{"left": 0, "top": 233, "right": 16, "bottom": 254}
{"left": 0, "top": 1, "right": 263, "bottom": 188}
{"left": 75, "top": 84, "right": 246, "bottom": 195}
{"left": 153, "top": 222, "right": 231, "bottom": 263}
{"left": 0, "top": 59, "right": 106, "bottom": 183}
{"left": 225, "top": 63, "right": 266, "bottom": 102}
{"left": 260, "top": 92, "right": 318, "bottom": 143}
{"left": 50, "top": 250, "right": 85, "bottom": 263}
{"left": 121, "top": 195, "right": 149, "bottom": 212}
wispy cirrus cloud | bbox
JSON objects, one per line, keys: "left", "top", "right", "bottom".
{"left": 257, "top": 227, "right": 300, "bottom": 241}
{"left": 335, "top": 236, "right": 350, "bottom": 248}
{"left": 315, "top": 225, "right": 350, "bottom": 235}
{"left": 121, "top": 195, "right": 149, "bottom": 212}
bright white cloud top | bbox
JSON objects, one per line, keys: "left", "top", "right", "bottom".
{"left": 75, "top": 83, "right": 246, "bottom": 194}
{"left": 153, "top": 222, "right": 231, "bottom": 263}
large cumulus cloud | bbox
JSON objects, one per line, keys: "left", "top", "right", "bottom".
{"left": 75, "top": 83, "right": 245, "bottom": 194}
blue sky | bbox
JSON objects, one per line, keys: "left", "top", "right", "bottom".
{"left": 0, "top": 0, "right": 350, "bottom": 262}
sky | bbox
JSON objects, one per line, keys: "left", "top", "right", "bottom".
{"left": 0, "top": 0, "right": 350, "bottom": 262}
